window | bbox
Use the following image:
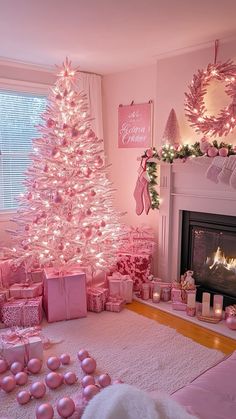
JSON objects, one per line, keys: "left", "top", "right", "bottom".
{"left": 0, "top": 90, "right": 47, "bottom": 210}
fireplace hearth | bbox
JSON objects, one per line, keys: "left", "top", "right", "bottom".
{"left": 181, "top": 211, "right": 236, "bottom": 307}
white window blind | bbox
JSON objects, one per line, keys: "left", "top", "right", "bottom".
{"left": 0, "top": 90, "right": 47, "bottom": 210}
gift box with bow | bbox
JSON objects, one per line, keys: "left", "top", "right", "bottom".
{"left": 105, "top": 296, "right": 125, "bottom": 313}
{"left": 2, "top": 297, "right": 43, "bottom": 328}
{"left": 0, "top": 327, "right": 43, "bottom": 366}
{"left": 87, "top": 287, "right": 109, "bottom": 313}
{"left": 9, "top": 282, "right": 43, "bottom": 299}
{"left": 108, "top": 272, "right": 133, "bottom": 303}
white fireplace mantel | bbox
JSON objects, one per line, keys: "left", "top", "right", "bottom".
{"left": 157, "top": 158, "right": 236, "bottom": 282}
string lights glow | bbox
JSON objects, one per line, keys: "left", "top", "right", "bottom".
{"left": 185, "top": 60, "right": 236, "bottom": 137}
{"left": 3, "top": 58, "right": 124, "bottom": 272}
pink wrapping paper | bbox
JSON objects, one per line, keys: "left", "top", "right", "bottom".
{"left": 28, "top": 269, "right": 44, "bottom": 283}
{"left": 108, "top": 273, "right": 133, "bottom": 303}
{"left": 0, "top": 328, "right": 43, "bottom": 366}
{"left": 43, "top": 268, "right": 87, "bottom": 322}
{"left": 171, "top": 288, "right": 183, "bottom": 303}
{"left": 116, "top": 253, "right": 152, "bottom": 291}
{"left": 9, "top": 282, "right": 43, "bottom": 299}
{"left": 87, "top": 288, "right": 107, "bottom": 313}
{"left": 0, "top": 260, "right": 26, "bottom": 287}
{"left": 105, "top": 296, "right": 125, "bottom": 313}
{"left": 2, "top": 297, "right": 43, "bottom": 327}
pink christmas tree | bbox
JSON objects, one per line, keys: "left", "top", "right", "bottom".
{"left": 162, "top": 108, "right": 181, "bottom": 147}
{"left": 4, "top": 58, "right": 124, "bottom": 274}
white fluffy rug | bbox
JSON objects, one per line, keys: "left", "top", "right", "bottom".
{"left": 0, "top": 309, "right": 224, "bottom": 418}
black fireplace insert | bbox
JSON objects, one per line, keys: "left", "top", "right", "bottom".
{"left": 181, "top": 211, "right": 236, "bottom": 307}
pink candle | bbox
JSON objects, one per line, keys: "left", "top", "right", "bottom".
{"left": 202, "top": 292, "right": 210, "bottom": 316}
{"left": 213, "top": 295, "right": 223, "bottom": 319}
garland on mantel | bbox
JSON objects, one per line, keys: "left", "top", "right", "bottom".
{"left": 142, "top": 140, "right": 236, "bottom": 210}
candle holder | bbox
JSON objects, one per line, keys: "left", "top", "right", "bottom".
{"left": 213, "top": 295, "right": 223, "bottom": 319}
{"left": 141, "top": 283, "right": 150, "bottom": 300}
{"left": 152, "top": 284, "right": 161, "bottom": 303}
{"left": 202, "top": 292, "right": 211, "bottom": 317}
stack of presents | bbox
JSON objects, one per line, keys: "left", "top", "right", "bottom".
{"left": 0, "top": 226, "right": 156, "bottom": 330}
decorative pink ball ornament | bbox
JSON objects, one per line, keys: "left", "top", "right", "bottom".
{"left": 17, "top": 390, "right": 31, "bottom": 405}
{"left": 27, "top": 358, "right": 42, "bottom": 374}
{"left": 219, "top": 147, "right": 229, "bottom": 157}
{"left": 81, "top": 375, "right": 95, "bottom": 388}
{"left": 15, "top": 371, "right": 28, "bottom": 386}
{"left": 57, "top": 397, "right": 75, "bottom": 418}
{"left": 207, "top": 146, "right": 218, "bottom": 158}
{"left": 10, "top": 361, "right": 23, "bottom": 375}
{"left": 60, "top": 353, "right": 71, "bottom": 365}
{"left": 200, "top": 139, "right": 211, "bottom": 154}
{"left": 30, "top": 381, "right": 46, "bottom": 399}
{"left": 226, "top": 316, "right": 236, "bottom": 330}
{"left": 45, "top": 372, "right": 63, "bottom": 389}
{"left": 146, "top": 148, "right": 154, "bottom": 158}
{"left": 36, "top": 403, "right": 54, "bottom": 419}
{"left": 0, "top": 359, "right": 8, "bottom": 374}
{"left": 1, "top": 375, "right": 16, "bottom": 392}
{"left": 83, "top": 384, "right": 100, "bottom": 401}
{"left": 81, "top": 357, "right": 96, "bottom": 374}
{"left": 64, "top": 372, "right": 77, "bottom": 385}
{"left": 77, "top": 349, "right": 89, "bottom": 362}
{"left": 47, "top": 356, "right": 61, "bottom": 371}
{"left": 98, "top": 373, "right": 111, "bottom": 388}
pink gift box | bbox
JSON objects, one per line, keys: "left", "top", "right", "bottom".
{"left": 87, "top": 287, "right": 107, "bottom": 313}
{"left": 105, "top": 297, "right": 125, "bottom": 313}
{"left": 0, "top": 260, "right": 26, "bottom": 287}
{"left": 28, "top": 269, "right": 44, "bottom": 283}
{"left": 171, "top": 288, "right": 183, "bottom": 303}
{"left": 116, "top": 253, "right": 152, "bottom": 291}
{"left": 0, "top": 328, "right": 43, "bottom": 366}
{"left": 225, "top": 305, "right": 236, "bottom": 320}
{"left": 2, "top": 297, "right": 43, "bottom": 327}
{"left": 108, "top": 273, "right": 133, "bottom": 303}
{"left": 172, "top": 302, "right": 187, "bottom": 311}
{"left": 9, "top": 282, "right": 43, "bottom": 299}
{"left": 43, "top": 268, "right": 87, "bottom": 322}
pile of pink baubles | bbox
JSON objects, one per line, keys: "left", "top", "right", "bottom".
{"left": 0, "top": 349, "right": 122, "bottom": 418}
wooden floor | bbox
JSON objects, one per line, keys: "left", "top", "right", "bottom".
{"left": 127, "top": 300, "right": 236, "bottom": 355}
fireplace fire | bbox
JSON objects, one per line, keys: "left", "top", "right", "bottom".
{"left": 181, "top": 211, "right": 236, "bottom": 307}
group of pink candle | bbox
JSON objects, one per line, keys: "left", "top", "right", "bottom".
{"left": 187, "top": 292, "right": 223, "bottom": 318}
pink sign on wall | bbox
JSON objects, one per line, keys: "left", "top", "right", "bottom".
{"left": 118, "top": 102, "right": 153, "bottom": 148}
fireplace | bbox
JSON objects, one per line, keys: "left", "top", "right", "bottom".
{"left": 181, "top": 211, "right": 236, "bottom": 307}
{"left": 157, "top": 160, "right": 236, "bottom": 301}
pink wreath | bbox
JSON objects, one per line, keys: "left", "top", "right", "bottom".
{"left": 185, "top": 60, "right": 236, "bottom": 137}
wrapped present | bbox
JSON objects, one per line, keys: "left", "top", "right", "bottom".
{"left": 118, "top": 225, "right": 156, "bottom": 255}
{"left": 171, "top": 287, "right": 182, "bottom": 303}
{"left": 87, "top": 287, "right": 109, "bottom": 313}
{"left": 172, "top": 302, "right": 187, "bottom": 311}
{"left": 28, "top": 269, "right": 44, "bottom": 283}
{"left": 0, "top": 259, "right": 26, "bottom": 287}
{"left": 105, "top": 296, "right": 125, "bottom": 313}
{"left": 108, "top": 272, "right": 133, "bottom": 303}
{"left": 43, "top": 268, "right": 87, "bottom": 322}
{"left": 2, "top": 297, "right": 43, "bottom": 327}
{"left": 0, "top": 327, "right": 43, "bottom": 366}
{"left": 116, "top": 253, "right": 152, "bottom": 291}
{"left": 225, "top": 305, "right": 236, "bottom": 320}
{"left": 9, "top": 282, "right": 43, "bottom": 299}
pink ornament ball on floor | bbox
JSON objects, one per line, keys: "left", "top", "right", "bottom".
{"left": 17, "top": 390, "right": 31, "bottom": 405}
{"left": 36, "top": 403, "right": 54, "bottom": 419}
{"left": 81, "top": 357, "right": 96, "bottom": 374}
{"left": 30, "top": 381, "right": 46, "bottom": 398}
{"left": 83, "top": 384, "right": 100, "bottom": 400}
{"left": 0, "top": 359, "right": 8, "bottom": 374}
{"left": 47, "top": 356, "right": 61, "bottom": 371}
{"left": 10, "top": 361, "right": 23, "bottom": 375}
{"left": 98, "top": 373, "right": 111, "bottom": 387}
{"left": 81, "top": 375, "right": 95, "bottom": 388}
{"left": 60, "top": 353, "right": 71, "bottom": 365}
{"left": 77, "top": 349, "right": 89, "bottom": 361}
{"left": 64, "top": 371, "right": 77, "bottom": 385}
{"left": 57, "top": 397, "right": 75, "bottom": 418}
{"left": 1, "top": 375, "right": 16, "bottom": 392}
{"left": 45, "top": 372, "right": 63, "bottom": 389}
{"left": 15, "top": 371, "right": 28, "bottom": 386}
{"left": 27, "top": 358, "right": 42, "bottom": 374}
